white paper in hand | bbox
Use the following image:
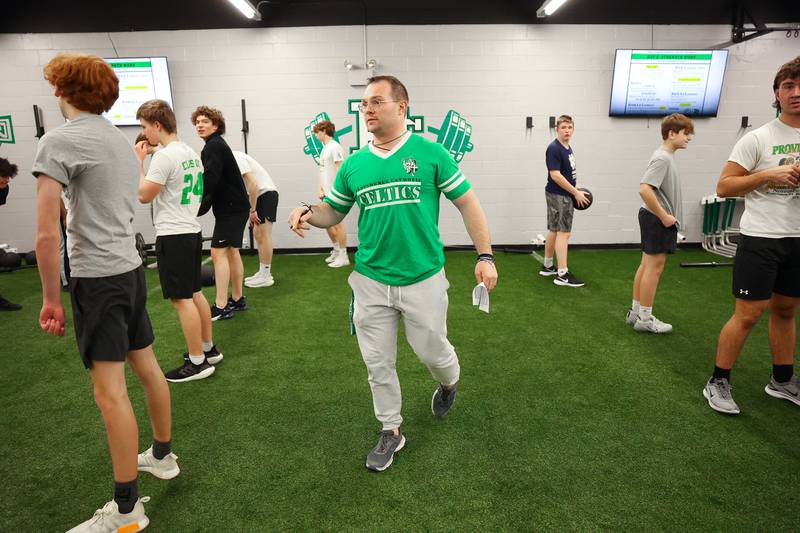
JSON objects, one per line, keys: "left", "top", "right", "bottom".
{"left": 472, "top": 282, "right": 490, "bottom": 313}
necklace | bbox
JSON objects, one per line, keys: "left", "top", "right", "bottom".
{"left": 372, "top": 131, "right": 408, "bottom": 151}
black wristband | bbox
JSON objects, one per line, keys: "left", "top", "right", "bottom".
{"left": 477, "top": 253, "right": 494, "bottom": 263}
{"left": 300, "top": 202, "right": 314, "bottom": 216}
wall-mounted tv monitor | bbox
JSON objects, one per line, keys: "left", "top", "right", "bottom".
{"left": 103, "top": 57, "right": 174, "bottom": 126}
{"left": 609, "top": 50, "right": 728, "bottom": 117}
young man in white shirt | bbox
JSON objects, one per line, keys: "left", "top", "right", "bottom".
{"left": 703, "top": 56, "right": 800, "bottom": 415}
{"left": 313, "top": 120, "right": 349, "bottom": 268}
{"left": 232, "top": 151, "right": 279, "bottom": 288}
{"left": 135, "top": 99, "right": 224, "bottom": 383}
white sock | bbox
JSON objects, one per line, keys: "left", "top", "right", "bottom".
{"left": 631, "top": 299, "right": 640, "bottom": 313}
{"left": 557, "top": 267, "right": 568, "bottom": 277}
{"left": 638, "top": 306, "right": 652, "bottom": 320}
{"left": 189, "top": 353, "right": 205, "bottom": 365}
{"left": 339, "top": 248, "right": 348, "bottom": 257}
{"left": 543, "top": 257, "right": 554, "bottom": 268}
{"left": 260, "top": 263, "right": 271, "bottom": 275}
{"left": 202, "top": 341, "right": 213, "bottom": 352}
{"left": 332, "top": 243, "right": 340, "bottom": 252}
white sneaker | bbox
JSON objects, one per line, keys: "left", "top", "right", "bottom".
{"left": 324, "top": 250, "right": 338, "bottom": 263}
{"left": 328, "top": 254, "right": 350, "bottom": 268}
{"left": 138, "top": 447, "right": 180, "bottom": 480}
{"left": 66, "top": 497, "right": 150, "bottom": 532}
{"left": 633, "top": 315, "right": 673, "bottom": 333}
{"left": 245, "top": 273, "right": 275, "bottom": 288}
{"left": 244, "top": 271, "right": 261, "bottom": 282}
{"left": 625, "top": 309, "right": 637, "bottom": 326}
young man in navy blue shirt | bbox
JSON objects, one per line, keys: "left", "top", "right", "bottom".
{"left": 540, "top": 115, "right": 589, "bottom": 287}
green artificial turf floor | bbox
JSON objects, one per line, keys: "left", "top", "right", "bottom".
{"left": 1, "top": 249, "right": 798, "bottom": 531}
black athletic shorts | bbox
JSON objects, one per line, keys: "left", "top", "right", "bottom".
{"left": 69, "top": 266, "right": 154, "bottom": 369}
{"left": 156, "top": 232, "right": 202, "bottom": 299}
{"left": 732, "top": 234, "right": 800, "bottom": 300}
{"left": 639, "top": 208, "right": 678, "bottom": 255}
{"left": 256, "top": 190, "right": 279, "bottom": 223}
{"left": 211, "top": 211, "right": 248, "bottom": 248}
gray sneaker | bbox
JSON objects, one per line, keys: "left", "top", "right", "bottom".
{"left": 366, "top": 430, "right": 405, "bottom": 472}
{"left": 633, "top": 315, "right": 673, "bottom": 333}
{"left": 764, "top": 375, "right": 800, "bottom": 407}
{"left": 703, "top": 377, "right": 740, "bottom": 415}
{"left": 625, "top": 309, "right": 637, "bottom": 326}
{"left": 431, "top": 382, "right": 458, "bottom": 417}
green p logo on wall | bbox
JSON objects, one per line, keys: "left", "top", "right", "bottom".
{"left": 0, "top": 115, "right": 15, "bottom": 145}
{"left": 302, "top": 103, "right": 474, "bottom": 164}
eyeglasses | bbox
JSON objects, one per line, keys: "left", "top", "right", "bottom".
{"left": 357, "top": 100, "right": 399, "bottom": 113}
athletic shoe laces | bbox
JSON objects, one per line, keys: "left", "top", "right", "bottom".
{"left": 89, "top": 501, "right": 117, "bottom": 525}
{"left": 376, "top": 432, "right": 396, "bottom": 454}
{"left": 715, "top": 379, "right": 733, "bottom": 400}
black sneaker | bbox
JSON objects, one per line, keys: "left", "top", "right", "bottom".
{"left": 210, "top": 305, "right": 233, "bottom": 321}
{"left": 553, "top": 271, "right": 585, "bottom": 287}
{"left": 227, "top": 296, "right": 248, "bottom": 312}
{"left": 165, "top": 357, "right": 215, "bottom": 383}
{"left": 538, "top": 264, "right": 557, "bottom": 277}
{"left": 205, "top": 345, "right": 224, "bottom": 365}
{"left": 366, "top": 430, "right": 406, "bottom": 472}
{"left": 431, "top": 382, "right": 459, "bottom": 417}
{"left": 0, "top": 297, "right": 21, "bottom": 311}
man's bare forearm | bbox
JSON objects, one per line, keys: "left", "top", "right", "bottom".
{"left": 306, "top": 201, "right": 346, "bottom": 228}
{"left": 549, "top": 171, "right": 579, "bottom": 195}
{"left": 639, "top": 185, "right": 670, "bottom": 221}
{"left": 453, "top": 191, "right": 492, "bottom": 255}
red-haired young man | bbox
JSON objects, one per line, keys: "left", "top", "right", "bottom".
{"left": 33, "top": 53, "right": 175, "bottom": 532}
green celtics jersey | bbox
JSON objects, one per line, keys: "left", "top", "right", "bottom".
{"left": 324, "top": 133, "right": 471, "bottom": 286}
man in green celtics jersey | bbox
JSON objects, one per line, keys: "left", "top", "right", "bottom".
{"left": 289, "top": 75, "right": 498, "bottom": 472}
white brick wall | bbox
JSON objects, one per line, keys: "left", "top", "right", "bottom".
{"left": 0, "top": 23, "right": 798, "bottom": 252}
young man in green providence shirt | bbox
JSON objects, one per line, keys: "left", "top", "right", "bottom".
{"left": 289, "top": 75, "right": 498, "bottom": 472}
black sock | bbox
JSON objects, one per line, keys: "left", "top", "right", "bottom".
{"left": 114, "top": 479, "right": 138, "bottom": 514}
{"left": 712, "top": 366, "right": 731, "bottom": 381}
{"left": 152, "top": 439, "right": 171, "bottom": 460}
{"left": 772, "top": 364, "right": 794, "bottom": 383}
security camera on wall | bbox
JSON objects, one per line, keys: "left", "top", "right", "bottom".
{"left": 102, "top": 57, "right": 175, "bottom": 126}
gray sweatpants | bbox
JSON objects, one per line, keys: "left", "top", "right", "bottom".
{"left": 348, "top": 268, "right": 460, "bottom": 430}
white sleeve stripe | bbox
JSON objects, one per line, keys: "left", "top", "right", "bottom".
{"left": 441, "top": 174, "right": 467, "bottom": 194}
{"left": 438, "top": 170, "right": 463, "bottom": 190}
{"left": 326, "top": 194, "right": 354, "bottom": 206}
{"left": 330, "top": 187, "right": 354, "bottom": 202}
{"left": 325, "top": 197, "right": 353, "bottom": 208}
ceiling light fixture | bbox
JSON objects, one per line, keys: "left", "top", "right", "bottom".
{"left": 226, "top": 0, "right": 262, "bottom": 21}
{"left": 536, "top": 0, "right": 568, "bottom": 18}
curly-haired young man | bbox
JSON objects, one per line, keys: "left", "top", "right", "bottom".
{"left": 191, "top": 105, "right": 250, "bottom": 320}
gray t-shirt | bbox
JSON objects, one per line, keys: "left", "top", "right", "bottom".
{"left": 641, "top": 147, "right": 682, "bottom": 228}
{"left": 32, "top": 113, "right": 142, "bottom": 277}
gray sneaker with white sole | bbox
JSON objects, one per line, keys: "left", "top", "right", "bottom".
{"left": 366, "top": 430, "right": 405, "bottom": 472}
{"left": 764, "top": 375, "right": 800, "bottom": 407}
{"left": 703, "top": 377, "right": 740, "bottom": 415}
